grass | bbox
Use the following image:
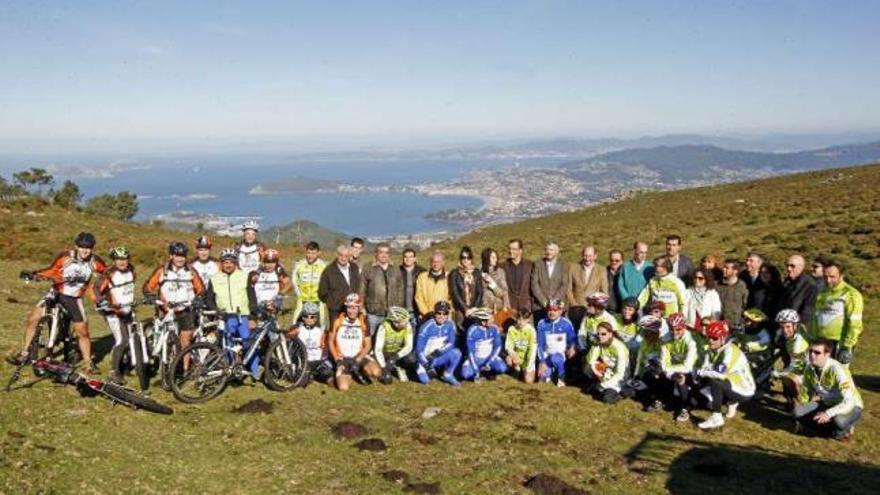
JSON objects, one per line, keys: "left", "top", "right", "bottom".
{"left": 1, "top": 164, "right": 879, "bottom": 494}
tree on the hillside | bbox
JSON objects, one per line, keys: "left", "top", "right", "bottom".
{"left": 13, "top": 168, "right": 54, "bottom": 195}
{"left": 52, "top": 180, "right": 82, "bottom": 209}
{"left": 85, "top": 191, "right": 139, "bottom": 221}
{"left": 0, "top": 175, "right": 27, "bottom": 201}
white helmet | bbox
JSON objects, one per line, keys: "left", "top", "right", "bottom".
{"left": 241, "top": 220, "right": 260, "bottom": 232}
{"left": 775, "top": 309, "right": 800, "bottom": 324}
{"left": 219, "top": 248, "right": 237, "bottom": 261}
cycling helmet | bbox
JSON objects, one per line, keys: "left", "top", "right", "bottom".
{"left": 74, "top": 232, "right": 96, "bottom": 249}
{"left": 344, "top": 293, "right": 361, "bottom": 307}
{"left": 646, "top": 300, "right": 666, "bottom": 313}
{"left": 775, "top": 309, "right": 800, "bottom": 324}
{"left": 219, "top": 248, "right": 237, "bottom": 261}
{"left": 667, "top": 313, "right": 687, "bottom": 331}
{"left": 195, "top": 235, "right": 212, "bottom": 249}
{"left": 637, "top": 315, "right": 663, "bottom": 333}
{"left": 622, "top": 297, "right": 640, "bottom": 311}
{"left": 302, "top": 301, "right": 321, "bottom": 316}
{"left": 241, "top": 220, "right": 260, "bottom": 232}
{"left": 168, "top": 241, "right": 188, "bottom": 257}
{"left": 467, "top": 307, "right": 492, "bottom": 321}
{"left": 586, "top": 292, "right": 610, "bottom": 308}
{"left": 705, "top": 321, "right": 731, "bottom": 340}
{"left": 743, "top": 308, "right": 768, "bottom": 323}
{"left": 434, "top": 301, "right": 452, "bottom": 314}
{"left": 262, "top": 248, "right": 280, "bottom": 263}
{"left": 388, "top": 306, "right": 410, "bottom": 323}
{"left": 109, "top": 246, "right": 130, "bottom": 260}
{"left": 547, "top": 298, "right": 565, "bottom": 310}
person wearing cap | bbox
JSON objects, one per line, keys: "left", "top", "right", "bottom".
{"left": 536, "top": 299, "right": 577, "bottom": 387}
{"left": 328, "top": 293, "right": 381, "bottom": 391}
{"left": 204, "top": 248, "right": 258, "bottom": 375}
{"left": 578, "top": 292, "right": 619, "bottom": 352}
{"left": 92, "top": 246, "right": 137, "bottom": 386}
{"left": 9, "top": 232, "right": 106, "bottom": 372}
{"left": 735, "top": 308, "right": 772, "bottom": 353}
{"left": 373, "top": 306, "right": 415, "bottom": 383}
{"left": 621, "top": 315, "right": 665, "bottom": 410}
{"left": 235, "top": 220, "right": 266, "bottom": 275}
{"left": 461, "top": 307, "right": 507, "bottom": 382}
{"left": 190, "top": 235, "right": 219, "bottom": 286}
{"left": 505, "top": 309, "right": 538, "bottom": 383}
{"left": 659, "top": 313, "right": 699, "bottom": 422}
{"left": 771, "top": 309, "right": 810, "bottom": 410}
{"left": 645, "top": 300, "right": 670, "bottom": 338}
{"left": 637, "top": 256, "right": 687, "bottom": 317}
{"left": 249, "top": 248, "right": 292, "bottom": 317}
{"left": 415, "top": 301, "right": 462, "bottom": 386}
{"left": 289, "top": 301, "right": 333, "bottom": 385}
{"left": 694, "top": 321, "right": 756, "bottom": 430}
{"left": 584, "top": 321, "right": 629, "bottom": 403}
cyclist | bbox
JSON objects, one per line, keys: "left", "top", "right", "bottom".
{"left": 505, "top": 309, "right": 537, "bottom": 383}
{"left": 695, "top": 321, "right": 755, "bottom": 430}
{"left": 736, "top": 308, "right": 772, "bottom": 353}
{"left": 289, "top": 301, "right": 333, "bottom": 385}
{"left": 536, "top": 299, "right": 577, "bottom": 387}
{"left": 621, "top": 315, "right": 664, "bottom": 411}
{"left": 291, "top": 241, "right": 328, "bottom": 326}
{"left": 810, "top": 260, "right": 864, "bottom": 365}
{"left": 645, "top": 300, "right": 670, "bottom": 337}
{"left": 92, "top": 246, "right": 136, "bottom": 385}
{"left": 235, "top": 220, "right": 266, "bottom": 275}
{"left": 189, "top": 235, "right": 219, "bottom": 286}
{"left": 203, "top": 248, "right": 256, "bottom": 378}
{"left": 143, "top": 241, "right": 206, "bottom": 365}
{"left": 9, "top": 232, "right": 106, "bottom": 372}
{"left": 328, "top": 293, "right": 382, "bottom": 391}
{"left": 578, "top": 292, "right": 619, "bottom": 351}
{"left": 460, "top": 307, "right": 507, "bottom": 382}
{"left": 616, "top": 297, "right": 641, "bottom": 356}
{"left": 793, "top": 338, "right": 863, "bottom": 440}
{"left": 659, "top": 313, "right": 699, "bottom": 422}
{"left": 771, "top": 309, "right": 810, "bottom": 410}
{"left": 373, "top": 306, "right": 415, "bottom": 383}
{"left": 249, "top": 248, "right": 292, "bottom": 312}
{"left": 415, "top": 301, "right": 462, "bottom": 386}
{"left": 584, "top": 321, "right": 629, "bottom": 403}
{"left": 637, "top": 256, "right": 687, "bottom": 317}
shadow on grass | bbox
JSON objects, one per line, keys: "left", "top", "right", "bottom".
{"left": 854, "top": 374, "right": 880, "bottom": 394}
{"left": 91, "top": 334, "right": 116, "bottom": 365}
{"left": 625, "top": 432, "right": 880, "bottom": 495}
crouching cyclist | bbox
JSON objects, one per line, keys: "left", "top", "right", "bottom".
{"left": 621, "top": 315, "right": 665, "bottom": 411}
{"left": 536, "top": 299, "right": 577, "bottom": 387}
{"left": 290, "top": 302, "right": 333, "bottom": 385}
{"left": 204, "top": 248, "right": 257, "bottom": 375}
{"left": 659, "top": 313, "right": 699, "bottom": 422}
{"left": 770, "top": 309, "right": 810, "bottom": 410}
{"left": 793, "top": 338, "right": 863, "bottom": 441}
{"left": 415, "top": 301, "right": 461, "bottom": 386}
{"left": 584, "top": 321, "right": 629, "bottom": 403}
{"left": 695, "top": 321, "right": 755, "bottom": 430}
{"left": 328, "top": 294, "right": 382, "bottom": 391}
{"left": 9, "top": 232, "right": 106, "bottom": 372}
{"left": 505, "top": 310, "right": 537, "bottom": 383}
{"left": 374, "top": 306, "right": 415, "bottom": 383}
{"left": 461, "top": 307, "right": 507, "bottom": 382}
{"left": 93, "top": 247, "right": 137, "bottom": 386}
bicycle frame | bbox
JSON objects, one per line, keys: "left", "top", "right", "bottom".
{"left": 149, "top": 302, "right": 184, "bottom": 365}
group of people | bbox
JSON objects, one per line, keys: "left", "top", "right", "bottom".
{"left": 9, "top": 224, "right": 866, "bottom": 440}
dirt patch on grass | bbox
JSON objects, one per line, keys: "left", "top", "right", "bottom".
{"left": 354, "top": 438, "right": 387, "bottom": 452}
{"left": 382, "top": 470, "right": 411, "bottom": 484}
{"left": 404, "top": 482, "right": 441, "bottom": 494}
{"left": 232, "top": 399, "right": 274, "bottom": 414}
{"left": 523, "top": 473, "right": 589, "bottom": 495}
{"left": 332, "top": 421, "right": 369, "bottom": 439}
{"left": 412, "top": 431, "right": 439, "bottom": 445}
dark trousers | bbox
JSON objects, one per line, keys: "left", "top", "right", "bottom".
{"left": 794, "top": 401, "right": 862, "bottom": 439}
{"left": 706, "top": 378, "right": 752, "bottom": 413}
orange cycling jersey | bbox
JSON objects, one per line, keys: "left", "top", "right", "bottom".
{"left": 143, "top": 262, "right": 205, "bottom": 305}
{"left": 92, "top": 266, "right": 137, "bottom": 315}
{"left": 329, "top": 314, "right": 370, "bottom": 360}
{"left": 36, "top": 250, "right": 107, "bottom": 298}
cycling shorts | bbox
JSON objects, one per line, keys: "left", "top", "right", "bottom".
{"left": 172, "top": 309, "right": 197, "bottom": 332}
{"left": 56, "top": 294, "right": 87, "bottom": 323}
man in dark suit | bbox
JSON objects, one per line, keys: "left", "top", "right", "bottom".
{"left": 531, "top": 241, "right": 569, "bottom": 321}
{"left": 500, "top": 239, "right": 534, "bottom": 314}
{"left": 319, "top": 244, "right": 361, "bottom": 323}
{"left": 666, "top": 234, "right": 695, "bottom": 287}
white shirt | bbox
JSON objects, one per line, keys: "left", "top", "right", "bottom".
{"left": 338, "top": 262, "right": 351, "bottom": 285}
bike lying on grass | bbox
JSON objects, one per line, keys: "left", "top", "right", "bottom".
{"left": 169, "top": 301, "right": 308, "bottom": 404}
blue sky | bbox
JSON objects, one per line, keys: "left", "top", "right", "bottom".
{"left": 1, "top": 1, "right": 879, "bottom": 152}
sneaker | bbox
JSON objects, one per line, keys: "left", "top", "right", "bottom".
{"left": 725, "top": 402, "right": 739, "bottom": 419}
{"left": 107, "top": 370, "right": 125, "bottom": 385}
{"left": 396, "top": 367, "right": 409, "bottom": 383}
{"left": 675, "top": 409, "right": 690, "bottom": 423}
{"left": 556, "top": 379, "right": 566, "bottom": 388}
{"left": 442, "top": 373, "right": 461, "bottom": 387}
{"left": 86, "top": 360, "right": 100, "bottom": 374}
{"left": 416, "top": 372, "right": 430, "bottom": 384}
{"left": 835, "top": 426, "right": 855, "bottom": 442}
{"left": 645, "top": 400, "right": 665, "bottom": 413}
{"left": 542, "top": 377, "right": 552, "bottom": 384}
{"left": 698, "top": 413, "right": 725, "bottom": 430}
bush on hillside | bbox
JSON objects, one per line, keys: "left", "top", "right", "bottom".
{"left": 85, "top": 192, "right": 139, "bottom": 221}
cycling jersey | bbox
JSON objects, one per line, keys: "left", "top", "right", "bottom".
{"left": 777, "top": 326, "right": 809, "bottom": 377}
{"left": 330, "top": 314, "right": 369, "bottom": 360}
{"left": 614, "top": 316, "right": 639, "bottom": 343}
{"left": 698, "top": 341, "right": 755, "bottom": 397}
{"left": 637, "top": 274, "right": 687, "bottom": 316}
{"left": 505, "top": 323, "right": 537, "bottom": 372}
{"left": 143, "top": 262, "right": 205, "bottom": 306}
{"left": 811, "top": 281, "right": 864, "bottom": 349}
{"left": 295, "top": 323, "right": 327, "bottom": 363}
{"left": 536, "top": 316, "right": 576, "bottom": 360}
{"left": 466, "top": 324, "right": 503, "bottom": 365}
{"left": 415, "top": 318, "right": 457, "bottom": 366}
{"left": 586, "top": 337, "right": 630, "bottom": 391}
{"left": 798, "top": 358, "right": 864, "bottom": 417}
{"left": 189, "top": 258, "right": 219, "bottom": 286}
{"left": 578, "top": 310, "right": 619, "bottom": 350}
{"left": 373, "top": 320, "right": 413, "bottom": 367}
{"left": 209, "top": 270, "right": 251, "bottom": 316}
{"left": 93, "top": 266, "right": 136, "bottom": 314}
{"left": 250, "top": 266, "right": 288, "bottom": 305}
{"left": 292, "top": 258, "right": 327, "bottom": 302}
{"left": 235, "top": 241, "right": 265, "bottom": 274}
{"left": 660, "top": 331, "right": 698, "bottom": 376}
{"left": 633, "top": 338, "right": 662, "bottom": 377}
{"left": 36, "top": 250, "right": 107, "bottom": 298}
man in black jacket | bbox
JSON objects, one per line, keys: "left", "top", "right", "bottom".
{"left": 779, "top": 254, "right": 818, "bottom": 323}
{"left": 400, "top": 247, "right": 425, "bottom": 327}
{"left": 666, "top": 234, "right": 695, "bottom": 287}
{"left": 318, "top": 244, "right": 361, "bottom": 323}
{"left": 500, "top": 239, "right": 534, "bottom": 314}
{"left": 740, "top": 251, "right": 769, "bottom": 313}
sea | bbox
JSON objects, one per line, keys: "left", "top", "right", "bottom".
{"left": 1, "top": 155, "right": 563, "bottom": 237}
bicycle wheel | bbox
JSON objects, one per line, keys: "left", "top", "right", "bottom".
{"left": 130, "top": 326, "right": 150, "bottom": 392}
{"left": 27, "top": 316, "right": 52, "bottom": 361}
{"left": 169, "top": 342, "right": 229, "bottom": 404}
{"left": 101, "top": 382, "right": 174, "bottom": 415}
{"left": 263, "top": 338, "right": 308, "bottom": 391}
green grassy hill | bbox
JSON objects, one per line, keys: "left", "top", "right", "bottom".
{"left": 0, "top": 164, "right": 878, "bottom": 494}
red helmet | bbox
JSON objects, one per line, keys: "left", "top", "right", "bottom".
{"left": 667, "top": 313, "right": 687, "bottom": 331}
{"left": 262, "top": 249, "right": 280, "bottom": 263}
{"left": 586, "top": 292, "right": 610, "bottom": 308}
{"left": 705, "top": 321, "right": 730, "bottom": 341}
{"left": 195, "top": 235, "right": 212, "bottom": 249}
{"left": 647, "top": 300, "right": 666, "bottom": 313}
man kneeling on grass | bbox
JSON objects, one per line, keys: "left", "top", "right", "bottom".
{"left": 329, "top": 293, "right": 382, "bottom": 391}
{"left": 793, "top": 338, "right": 863, "bottom": 441}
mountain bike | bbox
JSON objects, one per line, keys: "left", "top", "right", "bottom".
{"left": 143, "top": 298, "right": 189, "bottom": 391}
{"left": 31, "top": 358, "right": 173, "bottom": 415}
{"left": 169, "top": 302, "right": 307, "bottom": 403}
{"left": 103, "top": 301, "right": 152, "bottom": 393}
